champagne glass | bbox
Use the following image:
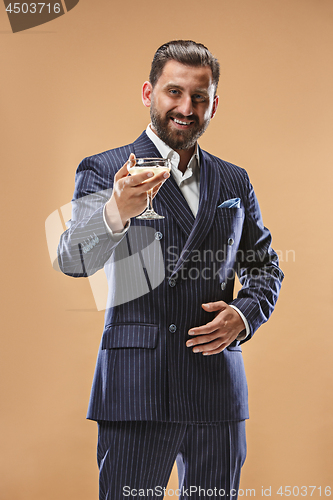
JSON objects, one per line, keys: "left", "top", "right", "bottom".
{"left": 127, "top": 157, "right": 171, "bottom": 219}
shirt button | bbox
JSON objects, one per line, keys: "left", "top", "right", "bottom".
{"left": 154, "top": 231, "right": 163, "bottom": 240}
{"left": 221, "top": 282, "right": 226, "bottom": 291}
{"left": 169, "top": 324, "right": 177, "bottom": 333}
{"left": 168, "top": 278, "right": 177, "bottom": 287}
{"left": 228, "top": 238, "right": 234, "bottom": 246}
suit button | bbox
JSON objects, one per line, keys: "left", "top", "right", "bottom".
{"left": 228, "top": 238, "right": 234, "bottom": 246}
{"left": 168, "top": 278, "right": 176, "bottom": 287}
{"left": 169, "top": 324, "right": 177, "bottom": 333}
{"left": 221, "top": 282, "right": 226, "bottom": 290}
{"left": 154, "top": 231, "right": 163, "bottom": 240}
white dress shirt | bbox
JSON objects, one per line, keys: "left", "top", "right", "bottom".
{"left": 103, "top": 124, "right": 250, "bottom": 340}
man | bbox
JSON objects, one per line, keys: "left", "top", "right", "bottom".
{"left": 58, "top": 40, "right": 283, "bottom": 499}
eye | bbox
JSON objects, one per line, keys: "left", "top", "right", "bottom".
{"left": 192, "top": 94, "right": 206, "bottom": 102}
{"left": 168, "top": 89, "right": 180, "bottom": 96}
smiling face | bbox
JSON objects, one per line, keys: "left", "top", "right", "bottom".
{"left": 142, "top": 60, "right": 219, "bottom": 152}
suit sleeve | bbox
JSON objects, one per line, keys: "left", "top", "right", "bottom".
{"left": 57, "top": 156, "right": 123, "bottom": 277}
{"left": 230, "top": 171, "right": 284, "bottom": 341}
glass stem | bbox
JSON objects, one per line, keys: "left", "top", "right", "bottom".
{"left": 148, "top": 189, "right": 154, "bottom": 211}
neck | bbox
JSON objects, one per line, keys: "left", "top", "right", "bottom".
{"left": 175, "top": 146, "right": 196, "bottom": 174}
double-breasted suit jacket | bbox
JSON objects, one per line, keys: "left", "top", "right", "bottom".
{"left": 58, "top": 131, "right": 284, "bottom": 423}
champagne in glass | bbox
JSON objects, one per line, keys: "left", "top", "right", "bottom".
{"left": 127, "top": 157, "right": 171, "bottom": 219}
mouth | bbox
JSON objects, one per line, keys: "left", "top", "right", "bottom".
{"left": 170, "top": 117, "right": 194, "bottom": 129}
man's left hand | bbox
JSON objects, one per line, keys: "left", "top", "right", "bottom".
{"left": 186, "top": 301, "right": 245, "bottom": 356}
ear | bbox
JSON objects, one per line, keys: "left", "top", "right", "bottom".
{"left": 142, "top": 81, "right": 153, "bottom": 107}
{"left": 210, "top": 95, "right": 219, "bottom": 119}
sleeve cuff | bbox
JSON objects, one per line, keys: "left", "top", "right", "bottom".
{"left": 103, "top": 204, "right": 130, "bottom": 241}
{"left": 229, "top": 305, "right": 250, "bottom": 340}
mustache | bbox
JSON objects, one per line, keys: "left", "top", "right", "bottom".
{"left": 166, "top": 111, "right": 198, "bottom": 124}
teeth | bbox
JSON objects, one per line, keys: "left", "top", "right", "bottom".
{"left": 174, "top": 118, "right": 190, "bottom": 126}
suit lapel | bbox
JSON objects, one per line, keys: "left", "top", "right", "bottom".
{"left": 132, "top": 133, "right": 221, "bottom": 276}
{"left": 157, "top": 175, "right": 194, "bottom": 238}
{"left": 133, "top": 131, "right": 161, "bottom": 159}
{"left": 171, "top": 149, "right": 221, "bottom": 277}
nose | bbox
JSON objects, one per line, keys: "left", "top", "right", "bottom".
{"left": 177, "top": 95, "right": 193, "bottom": 117}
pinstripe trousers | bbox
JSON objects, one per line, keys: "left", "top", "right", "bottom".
{"left": 97, "top": 420, "right": 246, "bottom": 500}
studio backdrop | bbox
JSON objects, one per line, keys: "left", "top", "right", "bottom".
{"left": 1, "top": 0, "right": 332, "bottom": 499}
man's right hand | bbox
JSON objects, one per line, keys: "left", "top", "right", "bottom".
{"left": 104, "top": 153, "right": 170, "bottom": 233}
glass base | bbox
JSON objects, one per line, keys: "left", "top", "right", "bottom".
{"left": 136, "top": 209, "right": 165, "bottom": 220}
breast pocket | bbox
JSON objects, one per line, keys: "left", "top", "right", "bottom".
{"left": 214, "top": 207, "right": 245, "bottom": 250}
{"left": 216, "top": 206, "right": 244, "bottom": 219}
{"left": 211, "top": 207, "right": 245, "bottom": 284}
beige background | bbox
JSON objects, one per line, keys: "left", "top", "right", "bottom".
{"left": 1, "top": 0, "right": 332, "bottom": 498}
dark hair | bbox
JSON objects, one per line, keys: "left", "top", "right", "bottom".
{"left": 149, "top": 40, "right": 220, "bottom": 92}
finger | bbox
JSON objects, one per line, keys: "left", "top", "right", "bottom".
{"left": 201, "top": 301, "right": 227, "bottom": 312}
{"left": 128, "top": 170, "right": 169, "bottom": 190}
{"left": 202, "top": 345, "right": 227, "bottom": 356}
{"left": 191, "top": 338, "right": 225, "bottom": 353}
{"left": 115, "top": 153, "right": 136, "bottom": 181}
{"left": 186, "top": 331, "right": 222, "bottom": 347}
{"left": 188, "top": 319, "right": 221, "bottom": 336}
{"left": 127, "top": 153, "right": 136, "bottom": 169}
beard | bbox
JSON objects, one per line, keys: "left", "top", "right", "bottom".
{"left": 150, "top": 99, "right": 210, "bottom": 151}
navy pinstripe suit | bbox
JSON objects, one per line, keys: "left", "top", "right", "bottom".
{"left": 58, "top": 131, "right": 283, "bottom": 497}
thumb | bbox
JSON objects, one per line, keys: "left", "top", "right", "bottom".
{"left": 115, "top": 153, "right": 136, "bottom": 180}
{"left": 202, "top": 301, "right": 226, "bottom": 312}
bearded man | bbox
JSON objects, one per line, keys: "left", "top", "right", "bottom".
{"left": 58, "top": 40, "right": 284, "bottom": 500}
